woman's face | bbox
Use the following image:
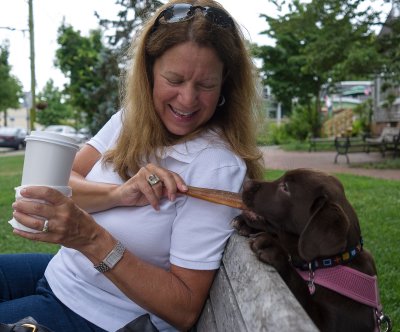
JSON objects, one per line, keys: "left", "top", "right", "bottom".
{"left": 153, "top": 41, "right": 224, "bottom": 136}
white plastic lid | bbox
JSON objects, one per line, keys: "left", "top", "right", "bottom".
{"left": 25, "top": 131, "right": 80, "bottom": 150}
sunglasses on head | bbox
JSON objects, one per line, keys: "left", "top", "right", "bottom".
{"left": 152, "top": 3, "right": 234, "bottom": 31}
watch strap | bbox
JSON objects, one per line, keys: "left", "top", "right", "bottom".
{"left": 94, "top": 241, "right": 125, "bottom": 273}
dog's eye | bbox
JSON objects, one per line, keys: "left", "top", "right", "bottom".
{"left": 280, "top": 182, "right": 289, "bottom": 193}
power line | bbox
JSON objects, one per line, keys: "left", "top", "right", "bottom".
{"left": 0, "top": 26, "right": 29, "bottom": 33}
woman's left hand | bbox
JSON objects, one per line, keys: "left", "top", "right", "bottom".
{"left": 11, "top": 186, "right": 106, "bottom": 250}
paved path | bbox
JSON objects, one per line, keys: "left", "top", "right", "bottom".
{"left": 2, "top": 147, "right": 399, "bottom": 181}
{"left": 261, "top": 146, "right": 400, "bottom": 181}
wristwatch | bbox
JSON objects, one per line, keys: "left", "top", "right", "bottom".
{"left": 94, "top": 241, "right": 126, "bottom": 273}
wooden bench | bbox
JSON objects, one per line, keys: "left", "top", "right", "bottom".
{"left": 384, "top": 134, "right": 400, "bottom": 158}
{"left": 195, "top": 233, "right": 318, "bottom": 332}
{"left": 365, "top": 127, "right": 400, "bottom": 157}
{"left": 308, "top": 136, "right": 335, "bottom": 152}
{"left": 334, "top": 136, "right": 366, "bottom": 164}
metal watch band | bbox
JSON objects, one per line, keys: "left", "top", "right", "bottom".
{"left": 94, "top": 241, "right": 125, "bottom": 273}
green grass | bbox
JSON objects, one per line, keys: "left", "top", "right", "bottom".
{"left": 0, "top": 155, "right": 59, "bottom": 253}
{"left": 351, "top": 157, "right": 400, "bottom": 169}
{"left": 281, "top": 141, "right": 336, "bottom": 152}
{"left": 1, "top": 157, "right": 398, "bottom": 326}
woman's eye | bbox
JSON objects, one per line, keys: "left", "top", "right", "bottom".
{"left": 167, "top": 79, "right": 183, "bottom": 85}
{"left": 199, "top": 84, "right": 215, "bottom": 90}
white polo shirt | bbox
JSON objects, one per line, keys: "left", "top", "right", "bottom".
{"left": 45, "top": 111, "right": 247, "bottom": 331}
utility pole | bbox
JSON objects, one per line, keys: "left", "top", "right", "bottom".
{"left": 28, "top": 0, "right": 36, "bottom": 131}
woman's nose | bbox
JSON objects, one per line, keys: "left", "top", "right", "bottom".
{"left": 178, "top": 84, "right": 198, "bottom": 106}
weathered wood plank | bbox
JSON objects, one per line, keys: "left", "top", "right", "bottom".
{"left": 222, "top": 233, "right": 318, "bottom": 332}
{"left": 195, "top": 233, "right": 318, "bottom": 332}
{"left": 208, "top": 266, "right": 247, "bottom": 331}
{"left": 195, "top": 299, "right": 217, "bottom": 331}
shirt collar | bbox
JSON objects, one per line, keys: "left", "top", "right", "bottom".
{"left": 156, "top": 129, "right": 227, "bottom": 163}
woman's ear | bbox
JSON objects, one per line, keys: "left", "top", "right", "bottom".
{"left": 298, "top": 199, "right": 350, "bottom": 262}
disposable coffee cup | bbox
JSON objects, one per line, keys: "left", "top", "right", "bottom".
{"left": 9, "top": 185, "right": 72, "bottom": 233}
{"left": 9, "top": 131, "right": 79, "bottom": 233}
{"left": 21, "top": 131, "right": 80, "bottom": 186}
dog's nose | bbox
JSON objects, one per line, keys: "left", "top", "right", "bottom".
{"left": 243, "top": 180, "right": 254, "bottom": 191}
{"left": 242, "top": 180, "right": 262, "bottom": 208}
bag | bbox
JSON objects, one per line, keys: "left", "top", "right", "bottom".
{"left": 0, "top": 316, "right": 53, "bottom": 332}
{"left": 1, "top": 314, "right": 158, "bottom": 332}
{"left": 116, "top": 314, "right": 159, "bottom": 332}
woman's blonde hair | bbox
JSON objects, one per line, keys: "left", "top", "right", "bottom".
{"left": 104, "top": 0, "right": 264, "bottom": 180}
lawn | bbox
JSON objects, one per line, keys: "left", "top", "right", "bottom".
{"left": 1, "top": 155, "right": 399, "bottom": 326}
{"left": 0, "top": 155, "right": 59, "bottom": 253}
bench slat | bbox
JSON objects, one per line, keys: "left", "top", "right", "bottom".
{"left": 195, "top": 299, "right": 218, "bottom": 331}
{"left": 209, "top": 266, "right": 247, "bottom": 331}
{"left": 196, "top": 233, "right": 318, "bottom": 331}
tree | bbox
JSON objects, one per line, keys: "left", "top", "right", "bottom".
{"left": 97, "top": 0, "right": 163, "bottom": 54}
{"left": 375, "top": 2, "right": 400, "bottom": 117}
{"left": 54, "top": 1, "right": 162, "bottom": 134}
{"left": 55, "top": 24, "right": 106, "bottom": 127}
{"left": 0, "top": 42, "right": 23, "bottom": 126}
{"left": 255, "top": 0, "right": 382, "bottom": 136}
{"left": 36, "top": 79, "right": 73, "bottom": 127}
{"left": 55, "top": 24, "right": 122, "bottom": 134}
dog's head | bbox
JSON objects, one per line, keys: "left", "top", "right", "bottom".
{"left": 241, "top": 168, "right": 361, "bottom": 261}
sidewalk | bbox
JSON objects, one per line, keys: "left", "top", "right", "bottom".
{"left": 2, "top": 147, "right": 399, "bottom": 181}
{"left": 260, "top": 146, "right": 400, "bottom": 181}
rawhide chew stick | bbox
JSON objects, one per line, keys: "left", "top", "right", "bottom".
{"left": 184, "top": 186, "right": 245, "bottom": 209}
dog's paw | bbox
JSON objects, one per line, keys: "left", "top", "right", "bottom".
{"left": 231, "top": 215, "right": 258, "bottom": 237}
{"left": 249, "top": 233, "right": 287, "bottom": 269}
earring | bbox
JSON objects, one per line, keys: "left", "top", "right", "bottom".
{"left": 218, "top": 95, "right": 226, "bottom": 107}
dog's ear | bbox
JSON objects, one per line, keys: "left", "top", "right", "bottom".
{"left": 298, "top": 198, "right": 350, "bottom": 262}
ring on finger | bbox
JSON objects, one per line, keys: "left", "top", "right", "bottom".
{"left": 42, "top": 219, "right": 49, "bottom": 233}
{"left": 147, "top": 174, "right": 161, "bottom": 186}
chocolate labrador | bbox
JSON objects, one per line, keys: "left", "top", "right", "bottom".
{"left": 232, "top": 168, "right": 391, "bottom": 332}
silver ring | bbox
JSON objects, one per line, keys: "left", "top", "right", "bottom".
{"left": 42, "top": 219, "right": 49, "bottom": 233}
{"left": 147, "top": 174, "right": 161, "bottom": 186}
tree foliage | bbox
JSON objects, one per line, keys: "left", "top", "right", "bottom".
{"left": 376, "top": 4, "right": 400, "bottom": 95}
{"left": 55, "top": 24, "right": 106, "bottom": 125}
{"left": 54, "top": 23, "right": 123, "bottom": 134}
{"left": 54, "top": 0, "right": 162, "bottom": 134}
{"left": 97, "top": 0, "right": 163, "bottom": 54}
{"left": 36, "top": 79, "right": 73, "bottom": 127}
{"left": 255, "top": 0, "right": 383, "bottom": 125}
{"left": 0, "top": 42, "right": 23, "bottom": 126}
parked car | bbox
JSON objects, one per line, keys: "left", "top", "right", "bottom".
{"left": 78, "top": 127, "right": 92, "bottom": 141}
{"left": 0, "top": 127, "right": 27, "bottom": 150}
{"left": 43, "top": 125, "right": 86, "bottom": 143}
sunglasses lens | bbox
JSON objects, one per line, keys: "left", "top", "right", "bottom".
{"left": 204, "top": 7, "right": 233, "bottom": 28}
{"left": 155, "top": 4, "right": 233, "bottom": 29}
{"left": 163, "top": 4, "right": 193, "bottom": 23}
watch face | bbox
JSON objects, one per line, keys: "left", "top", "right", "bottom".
{"left": 104, "top": 241, "right": 125, "bottom": 268}
{"left": 106, "top": 252, "right": 122, "bottom": 267}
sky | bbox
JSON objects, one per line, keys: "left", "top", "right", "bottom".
{"left": 0, "top": 0, "right": 392, "bottom": 93}
{"left": 0, "top": 0, "right": 275, "bottom": 93}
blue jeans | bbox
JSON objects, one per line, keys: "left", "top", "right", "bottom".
{"left": 0, "top": 253, "right": 106, "bottom": 332}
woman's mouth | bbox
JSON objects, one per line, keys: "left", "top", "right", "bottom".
{"left": 169, "top": 105, "right": 197, "bottom": 119}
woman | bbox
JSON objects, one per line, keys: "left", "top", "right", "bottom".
{"left": 1, "top": 1, "right": 264, "bottom": 331}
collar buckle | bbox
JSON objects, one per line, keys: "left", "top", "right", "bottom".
{"left": 21, "top": 324, "right": 38, "bottom": 332}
